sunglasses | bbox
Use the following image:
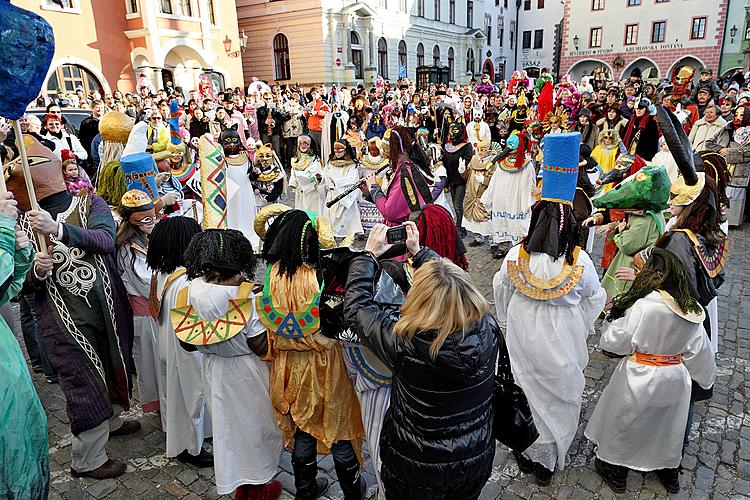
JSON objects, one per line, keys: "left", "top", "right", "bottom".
{"left": 150, "top": 116, "right": 163, "bottom": 121}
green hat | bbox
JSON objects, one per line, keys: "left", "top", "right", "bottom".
{"left": 592, "top": 164, "right": 671, "bottom": 212}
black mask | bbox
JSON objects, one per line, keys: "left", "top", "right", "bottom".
{"left": 219, "top": 124, "right": 242, "bottom": 156}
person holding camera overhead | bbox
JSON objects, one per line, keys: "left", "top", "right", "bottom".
{"left": 344, "top": 221, "right": 498, "bottom": 500}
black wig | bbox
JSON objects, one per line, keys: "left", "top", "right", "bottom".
{"left": 522, "top": 200, "right": 579, "bottom": 265}
{"left": 183, "top": 229, "right": 257, "bottom": 282}
{"left": 146, "top": 216, "right": 202, "bottom": 273}
{"left": 262, "top": 210, "right": 320, "bottom": 278}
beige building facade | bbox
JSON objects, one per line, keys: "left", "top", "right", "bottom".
{"left": 236, "top": 0, "right": 487, "bottom": 87}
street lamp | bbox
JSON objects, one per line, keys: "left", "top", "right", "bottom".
{"left": 731, "top": 25, "right": 738, "bottom": 44}
{"left": 224, "top": 33, "right": 244, "bottom": 58}
{"left": 573, "top": 34, "right": 579, "bottom": 50}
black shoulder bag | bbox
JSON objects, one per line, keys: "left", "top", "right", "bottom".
{"left": 492, "top": 324, "right": 539, "bottom": 453}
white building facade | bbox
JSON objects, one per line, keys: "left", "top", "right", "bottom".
{"left": 483, "top": 0, "right": 516, "bottom": 81}
{"left": 237, "top": 0, "right": 487, "bottom": 86}
{"left": 515, "top": 0, "right": 564, "bottom": 77}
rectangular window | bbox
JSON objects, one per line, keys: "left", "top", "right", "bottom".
{"left": 449, "top": 0, "right": 455, "bottom": 23}
{"left": 418, "top": 0, "right": 424, "bottom": 16}
{"left": 589, "top": 27, "right": 602, "bottom": 47}
{"left": 207, "top": 0, "right": 216, "bottom": 24}
{"left": 504, "top": 0, "right": 508, "bottom": 7}
{"left": 486, "top": 14, "right": 493, "bottom": 40}
{"left": 533, "top": 29, "right": 543, "bottom": 48}
{"left": 499, "top": 17, "right": 504, "bottom": 45}
{"left": 178, "top": 0, "right": 192, "bottom": 16}
{"left": 524, "top": 0, "right": 531, "bottom": 10}
{"left": 652, "top": 21, "right": 666, "bottom": 42}
{"left": 495, "top": 0, "right": 499, "bottom": 6}
{"left": 537, "top": 0, "right": 544, "bottom": 8}
{"left": 126, "top": 0, "right": 138, "bottom": 13}
{"left": 522, "top": 30, "right": 532, "bottom": 49}
{"left": 624, "top": 24, "right": 638, "bottom": 45}
{"left": 435, "top": 0, "right": 440, "bottom": 20}
{"left": 467, "top": 0, "right": 473, "bottom": 27}
{"left": 627, "top": 0, "right": 640, "bottom": 5}
{"left": 510, "top": 21, "right": 515, "bottom": 49}
{"left": 592, "top": 0, "right": 604, "bottom": 9}
{"left": 160, "top": 0, "right": 173, "bottom": 14}
{"left": 691, "top": 17, "right": 707, "bottom": 39}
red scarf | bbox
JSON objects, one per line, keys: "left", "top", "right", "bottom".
{"left": 623, "top": 113, "right": 650, "bottom": 149}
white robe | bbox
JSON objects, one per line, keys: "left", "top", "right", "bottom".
{"left": 585, "top": 291, "right": 716, "bottom": 470}
{"left": 118, "top": 244, "right": 160, "bottom": 412}
{"left": 226, "top": 157, "right": 260, "bottom": 251}
{"left": 289, "top": 157, "right": 326, "bottom": 215}
{"left": 155, "top": 271, "right": 211, "bottom": 457}
{"left": 190, "top": 279, "right": 283, "bottom": 494}
{"left": 493, "top": 245, "right": 606, "bottom": 471}
{"left": 324, "top": 162, "right": 364, "bottom": 237}
{"left": 481, "top": 162, "right": 537, "bottom": 246}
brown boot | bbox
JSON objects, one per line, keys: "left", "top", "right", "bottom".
{"left": 70, "top": 458, "right": 127, "bottom": 479}
{"left": 109, "top": 420, "right": 141, "bottom": 436}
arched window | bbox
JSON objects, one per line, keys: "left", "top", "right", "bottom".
{"left": 416, "top": 42, "right": 425, "bottom": 66}
{"left": 398, "top": 40, "right": 407, "bottom": 74}
{"left": 351, "top": 31, "right": 363, "bottom": 80}
{"left": 273, "top": 33, "right": 291, "bottom": 80}
{"left": 433, "top": 45, "right": 441, "bottom": 66}
{"left": 378, "top": 37, "right": 388, "bottom": 78}
{"left": 466, "top": 47, "right": 475, "bottom": 74}
{"left": 448, "top": 47, "right": 455, "bottom": 81}
{"left": 46, "top": 63, "right": 103, "bottom": 95}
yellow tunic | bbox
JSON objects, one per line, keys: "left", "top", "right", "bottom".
{"left": 263, "top": 263, "right": 364, "bottom": 455}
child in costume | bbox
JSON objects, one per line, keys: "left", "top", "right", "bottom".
{"left": 116, "top": 189, "right": 160, "bottom": 413}
{"left": 586, "top": 247, "right": 715, "bottom": 495}
{"left": 358, "top": 136, "right": 389, "bottom": 231}
{"left": 62, "top": 149, "right": 94, "bottom": 196}
{"left": 251, "top": 143, "right": 286, "bottom": 210}
{"left": 146, "top": 217, "right": 213, "bottom": 468}
{"left": 253, "top": 206, "right": 365, "bottom": 500}
{"left": 482, "top": 133, "right": 536, "bottom": 258}
{"left": 588, "top": 163, "right": 670, "bottom": 302}
{"left": 289, "top": 135, "right": 326, "bottom": 215}
{"left": 325, "top": 139, "right": 364, "bottom": 238}
{"left": 590, "top": 129, "right": 620, "bottom": 181}
{"left": 460, "top": 135, "right": 496, "bottom": 246}
{"left": 343, "top": 115, "right": 366, "bottom": 160}
{"left": 493, "top": 133, "right": 607, "bottom": 487}
{"left": 174, "top": 229, "right": 283, "bottom": 498}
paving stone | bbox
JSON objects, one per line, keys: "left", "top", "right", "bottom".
{"left": 83, "top": 479, "right": 118, "bottom": 499}
{"left": 176, "top": 469, "right": 198, "bottom": 486}
{"left": 187, "top": 479, "right": 210, "bottom": 494}
{"left": 694, "top": 466, "right": 715, "bottom": 492}
{"left": 162, "top": 481, "right": 189, "bottom": 497}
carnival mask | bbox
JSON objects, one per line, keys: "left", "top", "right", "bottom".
{"left": 219, "top": 124, "right": 242, "bottom": 156}
{"left": 256, "top": 144, "right": 274, "bottom": 167}
{"left": 449, "top": 122, "right": 463, "bottom": 144}
{"left": 298, "top": 137, "right": 311, "bottom": 154}
{"left": 592, "top": 164, "right": 670, "bottom": 212}
{"left": 333, "top": 143, "right": 347, "bottom": 159}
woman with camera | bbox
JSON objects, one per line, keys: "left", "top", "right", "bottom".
{"left": 344, "top": 221, "right": 498, "bottom": 500}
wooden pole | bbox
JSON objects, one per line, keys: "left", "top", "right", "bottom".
{"left": 13, "top": 120, "right": 47, "bottom": 252}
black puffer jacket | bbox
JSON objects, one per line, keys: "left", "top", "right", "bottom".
{"left": 344, "top": 250, "right": 498, "bottom": 500}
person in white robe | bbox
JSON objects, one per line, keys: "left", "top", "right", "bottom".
{"left": 289, "top": 135, "right": 326, "bottom": 215}
{"left": 585, "top": 247, "right": 716, "bottom": 494}
{"left": 146, "top": 217, "right": 213, "bottom": 467}
{"left": 494, "top": 133, "right": 607, "bottom": 486}
{"left": 175, "top": 229, "right": 283, "bottom": 498}
{"left": 324, "top": 140, "right": 363, "bottom": 238}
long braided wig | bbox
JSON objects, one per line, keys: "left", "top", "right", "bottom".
{"left": 522, "top": 200, "right": 579, "bottom": 265}
{"left": 183, "top": 229, "right": 257, "bottom": 282}
{"left": 608, "top": 247, "right": 702, "bottom": 321}
{"left": 146, "top": 216, "right": 202, "bottom": 273}
{"left": 262, "top": 210, "right": 320, "bottom": 278}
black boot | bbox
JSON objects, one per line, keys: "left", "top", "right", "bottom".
{"left": 512, "top": 451, "right": 534, "bottom": 474}
{"left": 291, "top": 457, "right": 329, "bottom": 500}
{"left": 655, "top": 467, "right": 680, "bottom": 494}
{"left": 533, "top": 462, "right": 553, "bottom": 486}
{"left": 594, "top": 458, "right": 628, "bottom": 494}
{"left": 334, "top": 460, "right": 366, "bottom": 500}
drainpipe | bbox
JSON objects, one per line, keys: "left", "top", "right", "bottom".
{"left": 514, "top": 0, "right": 521, "bottom": 71}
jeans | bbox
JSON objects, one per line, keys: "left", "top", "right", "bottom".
{"left": 20, "top": 294, "right": 56, "bottom": 377}
{"left": 292, "top": 429, "right": 356, "bottom": 466}
{"left": 283, "top": 136, "right": 298, "bottom": 170}
{"left": 449, "top": 183, "right": 467, "bottom": 229}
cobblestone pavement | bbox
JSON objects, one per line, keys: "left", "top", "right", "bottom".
{"left": 16, "top": 223, "right": 750, "bottom": 499}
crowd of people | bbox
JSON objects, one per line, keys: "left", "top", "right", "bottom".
{"left": 0, "top": 62, "right": 737, "bottom": 500}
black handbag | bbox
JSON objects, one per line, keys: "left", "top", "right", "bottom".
{"left": 492, "top": 326, "right": 539, "bottom": 453}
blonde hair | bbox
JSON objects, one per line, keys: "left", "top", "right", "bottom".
{"left": 394, "top": 258, "right": 490, "bottom": 359}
